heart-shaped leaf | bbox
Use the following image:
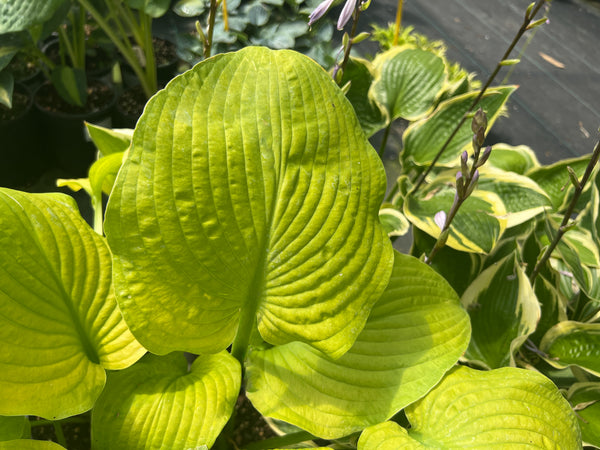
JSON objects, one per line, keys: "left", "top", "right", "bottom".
{"left": 568, "top": 382, "right": 600, "bottom": 447}
{"left": 358, "top": 366, "right": 581, "bottom": 449}
{"left": 104, "top": 47, "right": 394, "bottom": 358}
{"left": 371, "top": 46, "right": 446, "bottom": 122}
{"left": 91, "top": 352, "right": 240, "bottom": 450}
{"left": 0, "top": 188, "right": 145, "bottom": 419}
{"left": 462, "top": 252, "right": 540, "bottom": 368}
{"left": 245, "top": 252, "right": 470, "bottom": 439}
{"left": 486, "top": 143, "right": 539, "bottom": 174}
{"left": 540, "top": 321, "right": 600, "bottom": 376}
{"left": 404, "top": 183, "right": 507, "bottom": 254}
{"left": 402, "top": 86, "right": 516, "bottom": 167}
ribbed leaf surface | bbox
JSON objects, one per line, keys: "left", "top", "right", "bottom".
{"left": 541, "top": 321, "right": 600, "bottom": 376}
{"left": 0, "top": 189, "right": 144, "bottom": 420}
{"left": 0, "top": 0, "right": 66, "bottom": 33}
{"left": 358, "top": 366, "right": 581, "bottom": 449}
{"left": 246, "top": 252, "right": 470, "bottom": 439}
{"left": 104, "top": 47, "right": 393, "bottom": 358}
{"left": 92, "top": 352, "right": 239, "bottom": 450}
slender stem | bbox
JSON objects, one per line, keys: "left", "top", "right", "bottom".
{"left": 141, "top": 12, "right": 157, "bottom": 93}
{"left": 244, "top": 431, "right": 317, "bottom": 450}
{"left": 411, "top": 0, "right": 547, "bottom": 195}
{"left": 337, "top": 3, "right": 362, "bottom": 78}
{"left": 52, "top": 421, "right": 67, "bottom": 447}
{"left": 204, "top": 0, "right": 219, "bottom": 59}
{"left": 529, "top": 139, "right": 600, "bottom": 284}
{"left": 393, "top": 0, "right": 403, "bottom": 46}
{"left": 378, "top": 122, "right": 392, "bottom": 158}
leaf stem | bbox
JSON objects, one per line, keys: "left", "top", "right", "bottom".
{"left": 52, "top": 421, "right": 67, "bottom": 447}
{"left": 410, "top": 0, "right": 548, "bottom": 195}
{"left": 529, "top": 138, "right": 600, "bottom": 284}
{"left": 378, "top": 122, "right": 392, "bottom": 158}
{"left": 204, "top": 0, "right": 219, "bottom": 59}
{"left": 244, "top": 431, "right": 317, "bottom": 450}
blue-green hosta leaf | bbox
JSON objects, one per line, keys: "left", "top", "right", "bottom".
{"left": 0, "top": 0, "right": 66, "bottom": 33}
{"left": 402, "top": 86, "right": 516, "bottom": 167}
{"left": 404, "top": 184, "right": 507, "bottom": 254}
{"left": 568, "top": 382, "right": 600, "bottom": 447}
{"left": 340, "top": 57, "right": 387, "bottom": 137}
{"left": 527, "top": 154, "right": 591, "bottom": 211}
{"left": 358, "top": 366, "right": 581, "bottom": 449}
{"left": 379, "top": 208, "right": 410, "bottom": 237}
{"left": 92, "top": 352, "right": 239, "bottom": 450}
{"left": 104, "top": 47, "right": 394, "bottom": 358}
{"left": 0, "top": 416, "right": 28, "bottom": 440}
{"left": 540, "top": 321, "right": 600, "bottom": 376}
{"left": 246, "top": 252, "right": 470, "bottom": 439}
{"left": 462, "top": 252, "right": 540, "bottom": 368}
{"left": 0, "top": 441, "right": 65, "bottom": 449}
{"left": 486, "top": 143, "right": 540, "bottom": 174}
{"left": 371, "top": 46, "right": 446, "bottom": 122}
{"left": 85, "top": 123, "right": 133, "bottom": 157}
{"left": 0, "top": 188, "right": 145, "bottom": 419}
{"left": 476, "top": 168, "right": 552, "bottom": 228}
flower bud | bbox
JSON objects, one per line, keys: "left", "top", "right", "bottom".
{"left": 460, "top": 151, "right": 470, "bottom": 177}
{"left": 465, "top": 169, "right": 480, "bottom": 197}
{"left": 456, "top": 171, "right": 465, "bottom": 197}
{"left": 476, "top": 146, "right": 492, "bottom": 168}
{"left": 434, "top": 210, "right": 447, "bottom": 231}
{"left": 471, "top": 108, "right": 488, "bottom": 133}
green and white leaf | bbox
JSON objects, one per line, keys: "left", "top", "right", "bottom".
{"left": 371, "top": 46, "right": 446, "bottom": 122}
{"left": 402, "top": 86, "right": 516, "bottom": 167}
{"left": 340, "top": 57, "right": 387, "bottom": 137}
{"left": 104, "top": 47, "right": 394, "bottom": 358}
{"left": 486, "top": 143, "right": 540, "bottom": 174}
{"left": 527, "top": 154, "right": 591, "bottom": 211}
{"left": 404, "top": 183, "right": 507, "bottom": 253}
{"left": 379, "top": 208, "right": 410, "bottom": 237}
{"left": 0, "top": 188, "right": 145, "bottom": 420}
{"left": 462, "top": 252, "right": 540, "bottom": 368}
{"left": 568, "top": 382, "right": 600, "bottom": 447}
{"left": 246, "top": 252, "right": 470, "bottom": 439}
{"left": 358, "top": 366, "right": 581, "bottom": 449}
{"left": 92, "top": 352, "right": 240, "bottom": 450}
{"left": 540, "top": 321, "right": 600, "bottom": 377}
{"left": 476, "top": 167, "right": 552, "bottom": 228}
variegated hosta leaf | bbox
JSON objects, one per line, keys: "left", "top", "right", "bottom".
{"left": 0, "top": 0, "right": 66, "bottom": 33}
{"left": 341, "top": 57, "right": 388, "bottom": 137}
{"left": 527, "top": 154, "right": 592, "bottom": 211}
{"left": 104, "top": 47, "right": 394, "bottom": 358}
{"left": 403, "top": 183, "right": 507, "bottom": 254}
{"left": 540, "top": 321, "right": 600, "bottom": 376}
{"left": 379, "top": 208, "right": 410, "bottom": 237}
{"left": 568, "top": 382, "right": 600, "bottom": 447}
{"left": 486, "top": 143, "right": 540, "bottom": 174}
{"left": 246, "top": 252, "right": 470, "bottom": 439}
{"left": 529, "top": 275, "right": 568, "bottom": 344}
{"left": 371, "top": 46, "right": 446, "bottom": 122}
{"left": 91, "top": 352, "right": 240, "bottom": 450}
{"left": 476, "top": 167, "right": 552, "bottom": 228}
{"left": 402, "top": 86, "right": 516, "bottom": 167}
{"left": 0, "top": 189, "right": 145, "bottom": 420}
{"left": 462, "top": 252, "right": 540, "bottom": 368}
{"left": 358, "top": 366, "right": 581, "bottom": 449}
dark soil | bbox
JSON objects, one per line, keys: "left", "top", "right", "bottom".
{"left": 153, "top": 37, "right": 177, "bottom": 68}
{"left": 0, "top": 89, "right": 30, "bottom": 121}
{"left": 35, "top": 79, "right": 114, "bottom": 116}
{"left": 8, "top": 52, "right": 41, "bottom": 83}
{"left": 116, "top": 83, "right": 147, "bottom": 120}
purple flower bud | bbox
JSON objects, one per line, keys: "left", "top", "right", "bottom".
{"left": 434, "top": 211, "right": 447, "bottom": 231}
{"left": 308, "top": 0, "right": 335, "bottom": 27}
{"left": 476, "top": 146, "right": 492, "bottom": 168}
{"left": 461, "top": 151, "right": 469, "bottom": 176}
{"left": 337, "top": 0, "right": 358, "bottom": 30}
{"left": 456, "top": 171, "right": 465, "bottom": 197}
{"left": 465, "top": 170, "right": 480, "bottom": 197}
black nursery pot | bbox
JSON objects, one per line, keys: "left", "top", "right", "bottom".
{"left": 0, "top": 84, "right": 46, "bottom": 189}
{"left": 34, "top": 79, "right": 116, "bottom": 178}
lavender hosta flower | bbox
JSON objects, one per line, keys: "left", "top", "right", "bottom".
{"left": 434, "top": 211, "right": 447, "bottom": 231}
{"left": 308, "top": 0, "right": 359, "bottom": 30}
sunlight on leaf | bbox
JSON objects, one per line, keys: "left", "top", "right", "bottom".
{"left": 540, "top": 321, "right": 600, "bottom": 376}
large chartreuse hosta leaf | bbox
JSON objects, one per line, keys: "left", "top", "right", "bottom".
{"left": 0, "top": 188, "right": 145, "bottom": 420}
{"left": 104, "top": 47, "right": 394, "bottom": 358}
{"left": 92, "top": 352, "right": 239, "bottom": 450}
{"left": 402, "top": 86, "right": 516, "bottom": 167}
{"left": 462, "top": 252, "right": 540, "bottom": 368}
{"left": 0, "top": 441, "right": 65, "bottom": 449}
{"left": 245, "top": 251, "right": 470, "bottom": 439}
{"left": 358, "top": 366, "right": 581, "bottom": 449}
